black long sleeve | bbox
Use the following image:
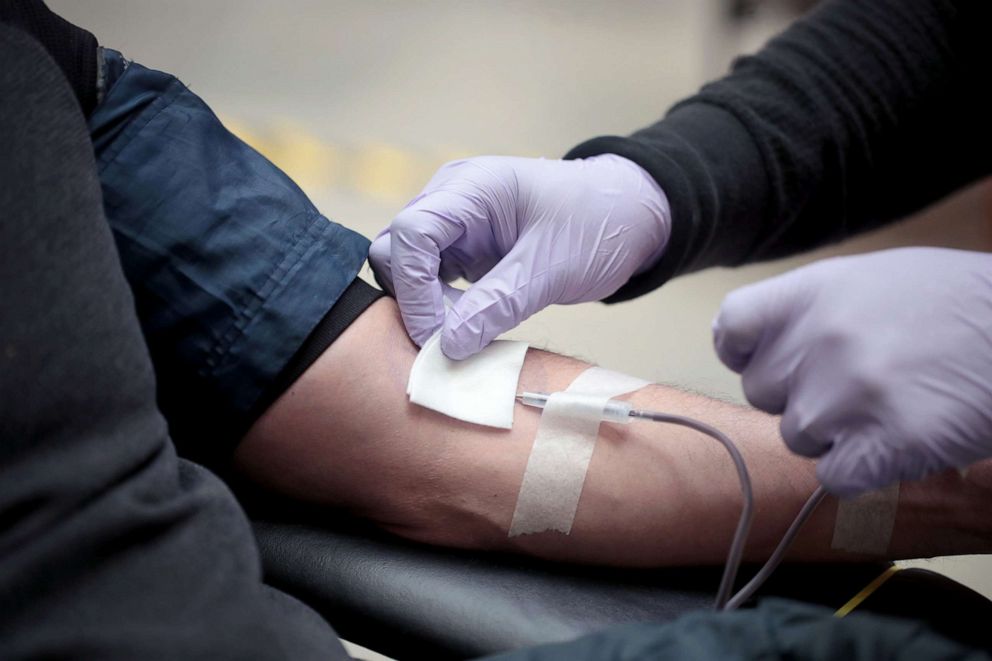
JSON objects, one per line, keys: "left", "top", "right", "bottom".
{"left": 566, "top": 0, "right": 991, "bottom": 301}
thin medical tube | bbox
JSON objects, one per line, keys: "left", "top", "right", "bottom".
{"left": 517, "top": 395, "right": 827, "bottom": 611}
{"left": 722, "top": 485, "right": 828, "bottom": 611}
{"left": 628, "top": 409, "right": 754, "bottom": 610}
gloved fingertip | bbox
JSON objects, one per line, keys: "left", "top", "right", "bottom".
{"left": 711, "top": 315, "right": 751, "bottom": 373}
{"left": 399, "top": 311, "right": 441, "bottom": 348}
{"left": 817, "top": 474, "right": 861, "bottom": 499}
{"left": 440, "top": 311, "right": 484, "bottom": 359}
{"left": 439, "top": 331, "right": 477, "bottom": 361}
{"left": 713, "top": 282, "right": 790, "bottom": 373}
{"left": 442, "top": 301, "right": 501, "bottom": 359}
{"left": 780, "top": 422, "right": 831, "bottom": 459}
{"left": 368, "top": 241, "right": 388, "bottom": 268}
{"left": 370, "top": 267, "right": 395, "bottom": 297}
{"left": 718, "top": 348, "right": 751, "bottom": 375}
{"left": 440, "top": 288, "right": 505, "bottom": 359}
{"left": 815, "top": 449, "right": 873, "bottom": 498}
{"left": 368, "top": 238, "right": 394, "bottom": 293}
{"left": 407, "top": 327, "right": 431, "bottom": 349}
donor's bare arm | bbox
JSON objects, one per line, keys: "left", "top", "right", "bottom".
{"left": 234, "top": 297, "right": 992, "bottom": 566}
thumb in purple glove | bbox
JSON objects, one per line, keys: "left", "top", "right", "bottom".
{"left": 712, "top": 248, "right": 992, "bottom": 496}
{"left": 369, "top": 155, "right": 671, "bottom": 359}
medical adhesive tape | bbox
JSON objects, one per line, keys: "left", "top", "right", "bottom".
{"left": 509, "top": 367, "right": 649, "bottom": 537}
{"left": 830, "top": 482, "right": 900, "bottom": 555}
{"left": 404, "top": 340, "right": 650, "bottom": 537}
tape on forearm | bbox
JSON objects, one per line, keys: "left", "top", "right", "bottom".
{"left": 508, "top": 367, "right": 649, "bottom": 536}
{"left": 830, "top": 482, "right": 900, "bottom": 555}
{"left": 405, "top": 341, "right": 650, "bottom": 536}
{"left": 406, "top": 332, "right": 528, "bottom": 429}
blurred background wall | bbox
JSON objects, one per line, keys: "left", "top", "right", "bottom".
{"left": 52, "top": 0, "right": 991, "bottom": 599}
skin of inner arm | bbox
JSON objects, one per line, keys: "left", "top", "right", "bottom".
{"left": 233, "top": 297, "right": 992, "bottom": 566}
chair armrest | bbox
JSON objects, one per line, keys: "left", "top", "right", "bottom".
{"left": 251, "top": 515, "right": 892, "bottom": 659}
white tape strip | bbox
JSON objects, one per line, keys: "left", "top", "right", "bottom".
{"left": 509, "top": 367, "right": 649, "bottom": 536}
{"left": 830, "top": 482, "right": 900, "bottom": 555}
{"left": 407, "top": 332, "right": 528, "bottom": 429}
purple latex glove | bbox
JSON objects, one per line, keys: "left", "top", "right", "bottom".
{"left": 369, "top": 155, "right": 670, "bottom": 359}
{"left": 712, "top": 247, "right": 992, "bottom": 496}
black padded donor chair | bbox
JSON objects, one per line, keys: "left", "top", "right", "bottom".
{"left": 240, "top": 491, "right": 992, "bottom": 660}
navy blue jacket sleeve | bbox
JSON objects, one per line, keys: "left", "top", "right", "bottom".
{"left": 88, "top": 53, "right": 373, "bottom": 465}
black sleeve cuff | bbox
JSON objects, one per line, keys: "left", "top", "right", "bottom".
{"left": 252, "top": 278, "right": 384, "bottom": 421}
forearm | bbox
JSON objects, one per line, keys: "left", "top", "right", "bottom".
{"left": 568, "top": 384, "right": 992, "bottom": 565}
{"left": 234, "top": 297, "right": 992, "bottom": 566}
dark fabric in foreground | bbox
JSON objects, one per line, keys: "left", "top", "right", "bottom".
{"left": 484, "top": 599, "right": 988, "bottom": 661}
{"left": 0, "top": 25, "right": 349, "bottom": 660}
{"left": 251, "top": 505, "right": 992, "bottom": 660}
{"left": 0, "top": 0, "right": 98, "bottom": 114}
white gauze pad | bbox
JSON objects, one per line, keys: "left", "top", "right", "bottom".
{"left": 406, "top": 332, "right": 528, "bottom": 429}
{"left": 508, "top": 367, "right": 649, "bottom": 536}
{"left": 830, "top": 482, "right": 900, "bottom": 555}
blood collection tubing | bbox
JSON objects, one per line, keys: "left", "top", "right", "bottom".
{"left": 516, "top": 391, "right": 826, "bottom": 611}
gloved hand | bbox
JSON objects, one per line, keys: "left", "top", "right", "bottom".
{"left": 712, "top": 247, "right": 992, "bottom": 496}
{"left": 369, "top": 155, "right": 671, "bottom": 359}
